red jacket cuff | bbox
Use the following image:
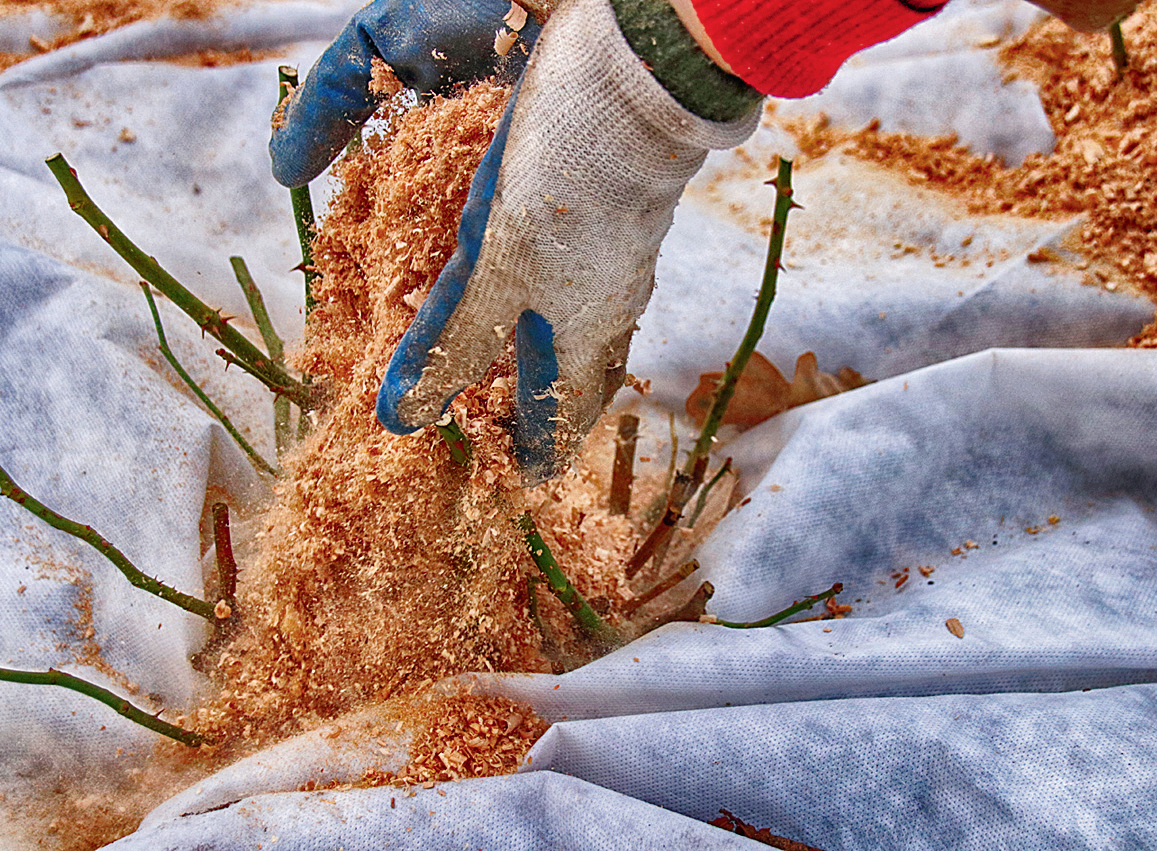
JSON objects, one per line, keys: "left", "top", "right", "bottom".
{"left": 691, "top": 0, "right": 946, "bottom": 98}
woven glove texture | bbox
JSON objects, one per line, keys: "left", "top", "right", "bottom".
{"left": 377, "top": 0, "right": 758, "bottom": 481}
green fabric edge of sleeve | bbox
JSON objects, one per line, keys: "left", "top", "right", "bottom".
{"left": 608, "top": 0, "right": 763, "bottom": 123}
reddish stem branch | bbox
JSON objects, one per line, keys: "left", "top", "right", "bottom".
{"left": 609, "top": 413, "right": 639, "bottom": 516}
{"left": 211, "top": 503, "right": 237, "bottom": 609}
{"left": 622, "top": 559, "right": 699, "bottom": 617}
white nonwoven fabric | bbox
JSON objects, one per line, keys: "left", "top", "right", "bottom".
{"left": 108, "top": 772, "right": 760, "bottom": 850}
{"left": 0, "top": 0, "right": 1153, "bottom": 849}
{"left": 0, "top": 242, "right": 270, "bottom": 846}
{"left": 478, "top": 347, "right": 1157, "bottom": 717}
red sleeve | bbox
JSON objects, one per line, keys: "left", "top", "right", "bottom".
{"left": 690, "top": 0, "right": 948, "bottom": 98}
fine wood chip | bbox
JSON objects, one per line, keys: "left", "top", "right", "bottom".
{"left": 503, "top": 1, "right": 529, "bottom": 31}
{"left": 945, "top": 617, "right": 965, "bottom": 639}
{"left": 493, "top": 28, "right": 518, "bottom": 57}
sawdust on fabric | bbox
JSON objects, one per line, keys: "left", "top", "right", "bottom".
{"left": 0, "top": 0, "right": 251, "bottom": 70}
{"left": 780, "top": 3, "right": 1157, "bottom": 320}
{"left": 14, "top": 76, "right": 725, "bottom": 851}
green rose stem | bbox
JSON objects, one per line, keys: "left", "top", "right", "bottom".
{"left": 627, "top": 156, "right": 799, "bottom": 578}
{"left": 435, "top": 414, "right": 473, "bottom": 467}
{"left": 278, "top": 66, "right": 320, "bottom": 316}
{"left": 0, "top": 463, "right": 216, "bottom": 621}
{"left": 686, "top": 457, "right": 732, "bottom": 529}
{"left": 1110, "top": 19, "right": 1128, "bottom": 75}
{"left": 0, "top": 667, "right": 207, "bottom": 747}
{"left": 210, "top": 347, "right": 311, "bottom": 408}
{"left": 715, "top": 582, "right": 844, "bottom": 629}
{"left": 43, "top": 153, "right": 313, "bottom": 412}
{"left": 140, "top": 284, "right": 281, "bottom": 479}
{"left": 518, "top": 512, "right": 622, "bottom": 648}
{"left": 230, "top": 256, "right": 293, "bottom": 455}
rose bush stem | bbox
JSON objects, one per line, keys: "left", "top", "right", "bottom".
{"left": 141, "top": 285, "right": 281, "bottom": 478}
{"left": 44, "top": 153, "right": 313, "bottom": 411}
{"left": 0, "top": 666, "right": 207, "bottom": 746}
{"left": 278, "top": 66, "right": 320, "bottom": 316}
{"left": 230, "top": 256, "right": 293, "bottom": 454}
{"left": 0, "top": 463, "right": 215, "bottom": 621}
{"left": 715, "top": 583, "right": 844, "bottom": 629}
{"left": 519, "top": 512, "right": 622, "bottom": 648}
{"left": 628, "top": 157, "right": 798, "bottom": 576}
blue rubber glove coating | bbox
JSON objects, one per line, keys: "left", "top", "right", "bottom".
{"left": 373, "top": 81, "right": 518, "bottom": 435}
{"left": 270, "top": 0, "right": 540, "bottom": 188}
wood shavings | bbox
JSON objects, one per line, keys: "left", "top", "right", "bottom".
{"left": 384, "top": 693, "right": 547, "bottom": 788}
{"left": 783, "top": 6, "right": 1157, "bottom": 311}
{"left": 369, "top": 57, "right": 403, "bottom": 98}
{"left": 192, "top": 81, "right": 661, "bottom": 758}
{"left": 945, "top": 618, "right": 965, "bottom": 639}
{"left": 824, "top": 596, "right": 852, "bottom": 617}
{"left": 506, "top": 0, "right": 555, "bottom": 23}
{"left": 504, "top": 1, "right": 529, "bottom": 31}
{"left": 493, "top": 28, "right": 518, "bottom": 57}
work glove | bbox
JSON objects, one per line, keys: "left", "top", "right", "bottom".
{"left": 272, "top": 0, "right": 759, "bottom": 483}
{"left": 270, "top": 0, "right": 542, "bottom": 187}
{"left": 374, "top": 0, "right": 756, "bottom": 482}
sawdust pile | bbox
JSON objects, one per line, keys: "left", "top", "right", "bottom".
{"left": 194, "top": 81, "right": 642, "bottom": 756}
{"left": 784, "top": 4, "right": 1157, "bottom": 313}
{"left": 0, "top": 0, "right": 247, "bottom": 69}
{"left": 352, "top": 692, "right": 551, "bottom": 789}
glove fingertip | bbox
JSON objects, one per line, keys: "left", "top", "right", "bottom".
{"left": 268, "top": 139, "right": 322, "bottom": 189}
{"left": 375, "top": 376, "right": 423, "bottom": 435}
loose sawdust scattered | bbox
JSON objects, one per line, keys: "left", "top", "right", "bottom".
{"left": 160, "top": 46, "right": 284, "bottom": 68}
{"left": 781, "top": 2, "right": 1157, "bottom": 324}
{"left": 0, "top": 0, "right": 250, "bottom": 70}
{"left": 190, "top": 81, "right": 668, "bottom": 760}
{"left": 10, "top": 6, "right": 1157, "bottom": 848}
{"left": 14, "top": 743, "right": 213, "bottom": 851}
{"left": 15, "top": 78, "right": 726, "bottom": 849}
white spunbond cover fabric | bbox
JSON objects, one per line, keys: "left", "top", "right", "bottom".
{"left": 0, "top": 0, "right": 1153, "bottom": 849}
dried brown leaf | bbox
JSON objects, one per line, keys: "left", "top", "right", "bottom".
{"left": 685, "top": 351, "right": 869, "bottom": 431}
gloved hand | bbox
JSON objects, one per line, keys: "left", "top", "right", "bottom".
{"left": 269, "top": 0, "right": 542, "bottom": 188}
{"left": 272, "top": 0, "right": 760, "bottom": 483}
{"left": 372, "top": 0, "right": 758, "bottom": 482}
